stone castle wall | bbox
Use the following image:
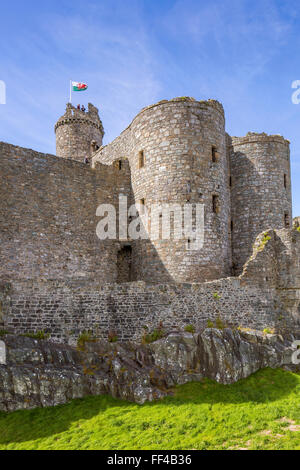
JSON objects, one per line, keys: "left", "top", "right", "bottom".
{"left": 0, "top": 98, "right": 298, "bottom": 345}
{"left": 0, "top": 142, "right": 132, "bottom": 283}
{"left": 1, "top": 227, "right": 299, "bottom": 343}
{"left": 229, "top": 133, "right": 292, "bottom": 273}
{"left": 294, "top": 216, "right": 300, "bottom": 228}
{"left": 0, "top": 278, "right": 282, "bottom": 343}
{"left": 55, "top": 103, "right": 104, "bottom": 163}
{"left": 93, "top": 98, "right": 232, "bottom": 283}
{"left": 241, "top": 226, "right": 300, "bottom": 326}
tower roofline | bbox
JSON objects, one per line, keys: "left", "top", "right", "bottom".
{"left": 55, "top": 102, "right": 104, "bottom": 162}
{"left": 54, "top": 102, "right": 104, "bottom": 136}
{"left": 131, "top": 97, "right": 225, "bottom": 125}
{"left": 231, "top": 132, "right": 289, "bottom": 146}
{"left": 97, "top": 97, "right": 225, "bottom": 140}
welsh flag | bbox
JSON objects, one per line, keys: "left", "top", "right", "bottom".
{"left": 72, "top": 81, "right": 88, "bottom": 91}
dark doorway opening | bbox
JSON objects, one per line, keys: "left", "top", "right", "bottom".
{"left": 117, "top": 245, "right": 132, "bottom": 283}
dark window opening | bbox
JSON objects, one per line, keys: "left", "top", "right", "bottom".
{"left": 118, "top": 160, "right": 122, "bottom": 170}
{"left": 212, "top": 146, "right": 218, "bottom": 162}
{"left": 229, "top": 176, "right": 232, "bottom": 187}
{"left": 138, "top": 150, "right": 145, "bottom": 168}
{"left": 212, "top": 195, "right": 219, "bottom": 214}
{"left": 284, "top": 212, "right": 290, "bottom": 228}
{"left": 117, "top": 245, "right": 132, "bottom": 284}
{"left": 231, "top": 220, "right": 233, "bottom": 232}
{"left": 284, "top": 174, "right": 287, "bottom": 189}
{"left": 139, "top": 198, "right": 145, "bottom": 214}
{"left": 91, "top": 141, "right": 100, "bottom": 153}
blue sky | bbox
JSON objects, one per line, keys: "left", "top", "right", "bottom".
{"left": 1, "top": 0, "right": 300, "bottom": 215}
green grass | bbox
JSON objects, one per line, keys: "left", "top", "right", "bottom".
{"left": 0, "top": 368, "right": 299, "bottom": 450}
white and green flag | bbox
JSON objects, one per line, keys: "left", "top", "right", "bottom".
{"left": 72, "top": 81, "right": 88, "bottom": 91}
{"left": 69, "top": 81, "right": 88, "bottom": 102}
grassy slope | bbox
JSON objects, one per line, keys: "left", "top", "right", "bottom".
{"left": 0, "top": 368, "right": 299, "bottom": 450}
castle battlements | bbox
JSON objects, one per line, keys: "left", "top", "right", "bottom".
{"left": 231, "top": 132, "right": 290, "bottom": 146}
{"left": 55, "top": 102, "right": 104, "bottom": 132}
{"left": 55, "top": 102, "right": 104, "bottom": 162}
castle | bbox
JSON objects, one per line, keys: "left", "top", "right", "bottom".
{"left": 0, "top": 97, "right": 299, "bottom": 343}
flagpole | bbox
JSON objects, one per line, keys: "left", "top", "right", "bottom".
{"left": 69, "top": 80, "right": 72, "bottom": 103}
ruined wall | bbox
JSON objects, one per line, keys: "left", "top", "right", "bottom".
{"left": 93, "top": 97, "right": 232, "bottom": 283}
{"left": 229, "top": 133, "right": 292, "bottom": 274}
{"left": 55, "top": 103, "right": 104, "bottom": 163}
{"left": 1, "top": 278, "right": 281, "bottom": 343}
{"left": 0, "top": 142, "right": 131, "bottom": 282}
{"left": 294, "top": 216, "right": 300, "bottom": 228}
{"left": 241, "top": 227, "right": 300, "bottom": 329}
{"left": 1, "top": 217, "right": 299, "bottom": 343}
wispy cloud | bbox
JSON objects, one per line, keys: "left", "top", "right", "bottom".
{"left": 159, "top": 0, "right": 293, "bottom": 93}
{"left": 40, "top": 6, "right": 162, "bottom": 143}
{"left": 0, "top": 1, "right": 162, "bottom": 150}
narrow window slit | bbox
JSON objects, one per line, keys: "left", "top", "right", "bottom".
{"left": 212, "top": 146, "right": 218, "bottom": 162}
{"left": 212, "top": 195, "right": 219, "bottom": 214}
{"left": 138, "top": 151, "right": 145, "bottom": 168}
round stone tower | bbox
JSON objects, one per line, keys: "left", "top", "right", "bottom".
{"left": 55, "top": 103, "right": 104, "bottom": 163}
{"left": 127, "top": 97, "right": 232, "bottom": 283}
{"left": 229, "top": 132, "right": 292, "bottom": 274}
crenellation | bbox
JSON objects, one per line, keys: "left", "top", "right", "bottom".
{"left": 231, "top": 132, "right": 290, "bottom": 145}
{"left": 55, "top": 102, "right": 104, "bottom": 162}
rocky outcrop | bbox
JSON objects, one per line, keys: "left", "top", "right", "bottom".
{"left": 0, "top": 329, "right": 298, "bottom": 412}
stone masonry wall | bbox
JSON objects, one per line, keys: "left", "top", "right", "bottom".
{"left": 294, "top": 216, "right": 300, "bottom": 228}
{"left": 55, "top": 103, "right": 104, "bottom": 163}
{"left": 229, "top": 133, "right": 292, "bottom": 274}
{"left": 1, "top": 227, "right": 299, "bottom": 343}
{"left": 93, "top": 97, "right": 232, "bottom": 283}
{"left": 241, "top": 226, "right": 300, "bottom": 328}
{"left": 0, "top": 142, "right": 131, "bottom": 283}
{"left": 1, "top": 278, "right": 281, "bottom": 344}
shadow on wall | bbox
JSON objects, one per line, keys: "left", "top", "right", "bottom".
{"left": 116, "top": 225, "right": 173, "bottom": 284}
{"left": 230, "top": 148, "right": 291, "bottom": 276}
{"left": 274, "top": 229, "right": 300, "bottom": 327}
{"left": 240, "top": 226, "right": 300, "bottom": 328}
{"left": 113, "top": 158, "right": 173, "bottom": 284}
{"left": 230, "top": 151, "right": 266, "bottom": 276}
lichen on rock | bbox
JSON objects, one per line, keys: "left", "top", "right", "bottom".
{"left": 0, "top": 329, "right": 298, "bottom": 412}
